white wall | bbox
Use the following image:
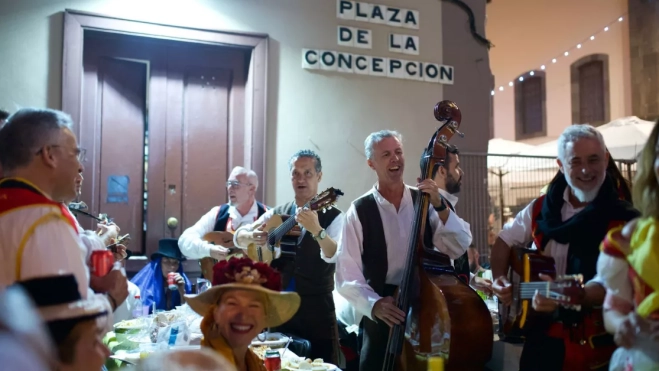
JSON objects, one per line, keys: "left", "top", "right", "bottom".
{"left": 487, "top": 0, "right": 630, "bottom": 142}
{"left": 0, "top": 0, "right": 490, "bottom": 211}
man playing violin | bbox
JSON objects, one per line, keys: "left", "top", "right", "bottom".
{"left": 335, "top": 130, "right": 469, "bottom": 370}
{"left": 234, "top": 149, "right": 345, "bottom": 365}
{"left": 178, "top": 166, "right": 268, "bottom": 271}
{"left": 490, "top": 125, "right": 639, "bottom": 371}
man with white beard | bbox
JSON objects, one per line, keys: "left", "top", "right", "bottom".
{"left": 490, "top": 124, "right": 639, "bottom": 371}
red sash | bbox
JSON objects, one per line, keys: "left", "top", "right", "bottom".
{"left": 0, "top": 184, "right": 78, "bottom": 232}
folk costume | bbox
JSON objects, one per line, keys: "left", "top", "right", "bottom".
{"left": 185, "top": 257, "right": 301, "bottom": 371}
{"left": 234, "top": 204, "right": 345, "bottom": 364}
{"left": 599, "top": 217, "right": 659, "bottom": 370}
{"left": 335, "top": 185, "right": 469, "bottom": 370}
{"left": 0, "top": 178, "right": 93, "bottom": 299}
{"left": 499, "top": 174, "right": 639, "bottom": 370}
{"left": 178, "top": 201, "right": 268, "bottom": 260}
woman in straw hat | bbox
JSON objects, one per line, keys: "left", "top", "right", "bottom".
{"left": 185, "top": 257, "right": 301, "bottom": 371}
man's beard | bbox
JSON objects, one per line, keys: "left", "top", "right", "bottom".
{"left": 564, "top": 173, "right": 605, "bottom": 202}
{"left": 446, "top": 174, "right": 461, "bottom": 195}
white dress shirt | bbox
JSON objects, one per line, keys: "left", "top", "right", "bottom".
{"left": 498, "top": 187, "right": 603, "bottom": 285}
{"left": 335, "top": 185, "right": 469, "bottom": 322}
{"left": 233, "top": 204, "right": 346, "bottom": 263}
{"left": 178, "top": 201, "right": 262, "bottom": 259}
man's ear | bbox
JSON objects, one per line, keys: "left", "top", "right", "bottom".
{"left": 317, "top": 171, "right": 323, "bottom": 183}
{"left": 556, "top": 158, "right": 564, "bottom": 173}
{"left": 367, "top": 159, "right": 375, "bottom": 170}
{"left": 40, "top": 146, "right": 57, "bottom": 169}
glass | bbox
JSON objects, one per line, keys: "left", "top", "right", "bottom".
{"left": 196, "top": 278, "right": 211, "bottom": 294}
{"left": 226, "top": 180, "right": 251, "bottom": 188}
{"left": 35, "top": 145, "right": 87, "bottom": 162}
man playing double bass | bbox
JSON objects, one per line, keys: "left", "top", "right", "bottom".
{"left": 335, "top": 130, "right": 469, "bottom": 369}
{"left": 234, "top": 149, "right": 345, "bottom": 364}
{"left": 178, "top": 166, "right": 268, "bottom": 276}
{"left": 491, "top": 125, "right": 639, "bottom": 370}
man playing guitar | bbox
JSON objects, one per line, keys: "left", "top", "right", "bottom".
{"left": 491, "top": 125, "right": 639, "bottom": 370}
{"left": 178, "top": 166, "right": 268, "bottom": 279}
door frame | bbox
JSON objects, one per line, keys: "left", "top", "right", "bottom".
{"left": 61, "top": 9, "right": 269, "bottom": 203}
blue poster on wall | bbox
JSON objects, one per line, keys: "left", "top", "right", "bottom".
{"left": 107, "top": 175, "right": 129, "bottom": 204}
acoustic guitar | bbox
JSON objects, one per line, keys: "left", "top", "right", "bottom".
{"left": 246, "top": 187, "right": 343, "bottom": 264}
{"left": 499, "top": 248, "right": 615, "bottom": 367}
{"left": 199, "top": 231, "right": 242, "bottom": 281}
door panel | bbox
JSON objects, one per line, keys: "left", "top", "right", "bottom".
{"left": 97, "top": 58, "right": 147, "bottom": 251}
{"left": 181, "top": 68, "right": 231, "bottom": 229}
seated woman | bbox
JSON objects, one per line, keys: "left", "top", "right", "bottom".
{"left": 131, "top": 238, "right": 192, "bottom": 314}
{"left": 14, "top": 274, "right": 111, "bottom": 371}
{"left": 185, "top": 257, "right": 301, "bottom": 371}
{"left": 598, "top": 120, "right": 659, "bottom": 370}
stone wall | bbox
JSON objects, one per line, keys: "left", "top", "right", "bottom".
{"left": 629, "top": 0, "right": 659, "bottom": 121}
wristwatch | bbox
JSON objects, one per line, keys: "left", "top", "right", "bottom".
{"left": 313, "top": 229, "right": 327, "bottom": 241}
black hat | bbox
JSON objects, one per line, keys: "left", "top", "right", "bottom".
{"left": 151, "top": 238, "right": 186, "bottom": 261}
{"left": 13, "top": 275, "right": 109, "bottom": 344}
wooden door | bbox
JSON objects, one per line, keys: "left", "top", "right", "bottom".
{"left": 80, "top": 32, "right": 245, "bottom": 266}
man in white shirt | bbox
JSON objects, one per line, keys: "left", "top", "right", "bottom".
{"left": 335, "top": 130, "right": 468, "bottom": 370}
{"left": 234, "top": 149, "right": 346, "bottom": 364}
{"left": 178, "top": 166, "right": 268, "bottom": 278}
{"left": 0, "top": 108, "right": 128, "bottom": 311}
{"left": 490, "top": 125, "right": 639, "bottom": 370}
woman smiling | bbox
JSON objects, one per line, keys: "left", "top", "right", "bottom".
{"left": 185, "top": 257, "right": 300, "bottom": 371}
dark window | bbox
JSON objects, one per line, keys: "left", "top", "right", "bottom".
{"left": 578, "top": 61, "right": 605, "bottom": 124}
{"left": 520, "top": 77, "right": 543, "bottom": 134}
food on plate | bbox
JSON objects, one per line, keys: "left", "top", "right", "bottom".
{"left": 114, "top": 319, "right": 142, "bottom": 329}
{"left": 251, "top": 345, "right": 271, "bottom": 359}
{"left": 282, "top": 357, "right": 331, "bottom": 370}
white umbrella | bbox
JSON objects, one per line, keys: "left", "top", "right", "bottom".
{"left": 487, "top": 138, "right": 535, "bottom": 168}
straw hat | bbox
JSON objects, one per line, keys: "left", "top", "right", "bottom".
{"left": 185, "top": 257, "right": 300, "bottom": 328}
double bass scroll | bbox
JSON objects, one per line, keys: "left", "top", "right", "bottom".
{"left": 381, "top": 101, "right": 493, "bottom": 371}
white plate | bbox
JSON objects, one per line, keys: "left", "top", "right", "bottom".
{"left": 251, "top": 332, "right": 290, "bottom": 347}
{"left": 282, "top": 362, "right": 339, "bottom": 371}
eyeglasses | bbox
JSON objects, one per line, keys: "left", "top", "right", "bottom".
{"left": 35, "top": 145, "right": 87, "bottom": 162}
{"left": 226, "top": 180, "right": 252, "bottom": 188}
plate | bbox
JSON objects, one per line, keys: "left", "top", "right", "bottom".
{"left": 282, "top": 362, "right": 339, "bottom": 371}
{"left": 251, "top": 332, "right": 290, "bottom": 348}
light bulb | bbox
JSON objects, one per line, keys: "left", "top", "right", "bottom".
{"left": 508, "top": 82, "right": 513, "bottom": 87}
{"left": 552, "top": 58, "right": 557, "bottom": 63}
{"left": 519, "top": 76, "right": 524, "bottom": 81}
{"left": 618, "top": 17, "right": 623, "bottom": 22}
{"left": 541, "top": 65, "right": 546, "bottom": 70}
{"left": 491, "top": 90, "right": 495, "bottom": 96}
{"left": 499, "top": 86, "right": 504, "bottom": 91}
{"left": 564, "top": 51, "right": 569, "bottom": 56}
{"left": 604, "top": 26, "right": 609, "bottom": 31}
{"left": 590, "top": 36, "right": 595, "bottom": 40}
{"left": 530, "top": 71, "right": 535, "bottom": 76}
{"left": 577, "top": 44, "right": 582, "bottom": 49}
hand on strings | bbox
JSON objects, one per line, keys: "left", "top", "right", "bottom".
{"left": 250, "top": 223, "right": 269, "bottom": 246}
{"left": 492, "top": 276, "right": 513, "bottom": 306}
{"left": 532, "top": 274, "right": 559, "bottom": 313}
{"left": 295, "top": 207, "right": 321, "bottom": 235}
{"left": 372, "top": 296, "right": 406, "bottom": 327}
{"left": 416, "top": 178, "right": 444, "bottom": 208}
{"left": 209, "top": 246, "right": 229, "bottom": 260}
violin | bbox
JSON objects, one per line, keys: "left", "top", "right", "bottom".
{"left": 381, "top": 101, "right": 493, "bottom": 371}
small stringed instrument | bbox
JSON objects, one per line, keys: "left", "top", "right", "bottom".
{"left": 199, "top": 231, "right": 243, "bottom": 281}
{"left": 246, "top": 187, "right": 343, "bottom": 264}
{"left": 499, "top": 248, "right": 586, "bottom": 338}
{"left": 499, "top": 248, "right": 615, "bottom": 368}
{"left": 68, "top": 201, "right": 132, "bottom": 253}
{"left": 381, "top": 101, "right": 493, "bottom": 371}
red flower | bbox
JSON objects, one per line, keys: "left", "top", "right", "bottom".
{"left": 212, "top": 257, "right": 282, "bottom": 291}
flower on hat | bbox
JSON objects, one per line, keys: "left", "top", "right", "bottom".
{"left": 212, "top": 257, "right": 282, "bottom": 291}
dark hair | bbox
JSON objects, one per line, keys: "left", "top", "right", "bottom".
{"left": 0, "top": 109, "right": 9, "bottom": 121}
{"left": 0, "top": 108, "right": 73, "bottom": 172}
{"left": 420, "top": 146, "right": 460, "bottom": 174}
{"left": 289, "top": 149, "right": 322, "bottom": 173}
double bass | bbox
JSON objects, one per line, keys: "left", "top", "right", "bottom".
{"left": 381, "top": 101, "right": 493, "bottom": 371}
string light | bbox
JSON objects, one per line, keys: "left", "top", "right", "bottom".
{"left": 492, "top": 14, "right": 626, "bottom": 96}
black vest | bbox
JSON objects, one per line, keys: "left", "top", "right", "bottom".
{"left": 212, "top": 202, "right": 268, "bottom": 232}
{"left": 353, "top": 188, "right": 469, "bottom": 297}
{"left": 442, "top": 198, "right": 471, "bottom": 284}
{"left": 270, "top": 201, "right": 341, "bottom": 295}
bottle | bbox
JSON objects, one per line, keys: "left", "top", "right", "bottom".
{"left": 132, "top": 295, "right": 143, "bottom": 319}
{"left": 427, "top": 356, "right": 445, "bottom": 371}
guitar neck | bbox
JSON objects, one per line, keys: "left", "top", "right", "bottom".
{"left": 268, "top": 202, "right": 308, "bottom": 244}
{"left": 519, "top": 282, "right": 550, "bottom": 300}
